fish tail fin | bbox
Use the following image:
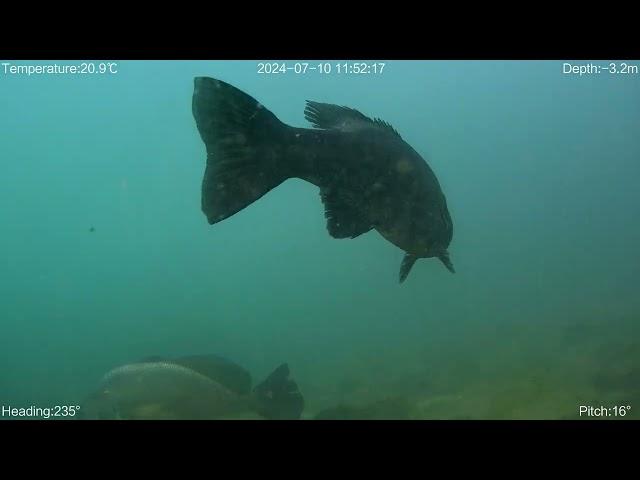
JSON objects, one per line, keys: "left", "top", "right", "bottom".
{"left": 253, "top": 363, "right": 304, "bottom": 420}
{"left": 192, "top": 77, "right": 291, "bottom": 224}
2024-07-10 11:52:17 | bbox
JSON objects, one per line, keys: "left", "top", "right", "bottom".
{"left": 257, "top": 62, "right": 387, "bottom": 75}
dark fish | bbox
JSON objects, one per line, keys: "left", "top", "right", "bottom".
{"left": 192, "top": 77, "right": 454, "bottom": 283}
{"left": 79, "top": 356, "right": 304, "bottom": 420}
{"left": 89, "top": 227, "right": 95, "bottom": 233}
{"left": 138, "top": 353, "right": 252, "bottom": 395}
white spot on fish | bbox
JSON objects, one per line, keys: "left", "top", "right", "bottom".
{"left": 395, "top": 159, "right": 413, "bottom": 174}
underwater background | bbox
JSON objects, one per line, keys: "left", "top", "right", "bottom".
{"left": 1, "top": 60, "right": 638, "bottom": 419}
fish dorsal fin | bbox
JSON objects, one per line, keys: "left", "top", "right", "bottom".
{"left": 399, "top": 254, "right": 418, "bottom": 283}
{"left": 172, "top": 354, "right": 253, "bottom": 395}
{"left": 320, "top": 188, "right": 372, "bottom": 239}
{"left": 304, "top": 101, "right": 402, "bottom": 139}
{"left": 371, "top": 118, "right": 401, "bottom": 137}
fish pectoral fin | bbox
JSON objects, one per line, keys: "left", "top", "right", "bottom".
{"left": 399, "top": 254, "right": 419, "bottom": 283}
{"left": 320, "top": 189, "right": 372, "bottom": 239}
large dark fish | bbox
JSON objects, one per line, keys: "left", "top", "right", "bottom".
{"left": 192, "top": 77, "right": 454, "bottom": 282}
{"left": 79, "top": 355, "right": 304, "bottom": 420}
{"left": 138, "top": 353, "right": 253, "bottom": 395}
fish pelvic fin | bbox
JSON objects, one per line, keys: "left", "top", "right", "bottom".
{"left": 192, "top": 77, "right": 290, "bottom": 225}
{"left": 399, "top": 254, "right": 418, "bottom": 283}
{"left": 438, "top": 250, "right": 455, "bottom": 273}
